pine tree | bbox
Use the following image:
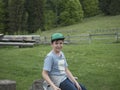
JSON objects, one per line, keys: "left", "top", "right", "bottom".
{"left": 25, "top": 0, "right": 45, "bottom": 33}
{"left": 109, "top": 0, "right": 120, "bottom": 15}
{"left": 80, "top": 0, "right": 99, "bottom": 17}
{"left": 7, "top": 0, "right": 25, "bottom": 34}
{"left": 99, "top": 0, "right": 120, "bottom": 15}
{"left": 44, "top": 0, "right": 58, "bottom": 29}
{"left": 0, "top": 0, "right": 5, "bottom": 33}
{"left": 99, "top": 0, "right": 111, "bottom": 15}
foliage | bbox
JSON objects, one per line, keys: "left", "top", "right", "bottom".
{"left": 44, "top": 10, "right": 56, "bottom": 30}
{"left": 0, "top": 0, "right": 5, "bottom": 33}
{"left": 58, "top": 0, "right": 83, "bottom": 26}
{"left": 0, "top": 0, "right": 45, "bottom": 34}
{"left": 44, "top": 0, "right": 57, "bottom": 29}
{"left": 1, "top": 0, "right": 9, "bottom": 34}
{"left": 99, "top": 0, "right": 120, "bottom": 15}
{"left": 0, "top": 0, "right": 120, "bottom": 34}
{"left": 25, "top": 0, "right": 45, "bottom": 33}
{"left": 44, "top": 0, "right": 83, "bottom": 28}
{"left": 80, "top": 0, "right": 100, "bottom": 17}
{"left": 7, "top": 0, "right": 25, "bottom": 34}
{"left": 109, "top": 0, "right": 120, "bottom": 15}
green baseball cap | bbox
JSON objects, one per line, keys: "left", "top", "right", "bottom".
{"left": 51, "top": 33, "right": 65, "bottom": 41}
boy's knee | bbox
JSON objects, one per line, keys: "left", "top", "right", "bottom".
{"left": 80, "top": 84, "right": 87, "bottom": 90}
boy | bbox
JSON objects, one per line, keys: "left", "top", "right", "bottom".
{"left": 42, "top": 33, "right": 86, "bottom": 90}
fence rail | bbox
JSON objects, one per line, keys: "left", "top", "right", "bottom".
{"left": 40, "top": 28, "right": 120, "bottom": 44}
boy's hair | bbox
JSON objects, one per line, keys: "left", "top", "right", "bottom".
{"left": 51, "top": 33, "right": 65, "bottom": 43}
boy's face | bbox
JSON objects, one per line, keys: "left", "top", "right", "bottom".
{"left": 51, "top": 40, "right": 64, "bottom": 53}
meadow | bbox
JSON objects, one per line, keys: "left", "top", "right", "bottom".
{"left": 0, "top": 14, "right": 120, "bottom": 90}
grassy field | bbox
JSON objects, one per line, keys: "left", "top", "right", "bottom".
{"left": 0, "top": 44, "right": 120, "bottom": 90}
{"left": 0, "top": 15, "right": 120, "bottom": 90}
{"left": 40, "top": 14, "right": 120, "bottom": 36}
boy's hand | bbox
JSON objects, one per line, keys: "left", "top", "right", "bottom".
{"left": 75, "top": 82, "right": 82, "bottom": 90}
{"left": 53, "top": 85, "right": 61, "bottom": 90}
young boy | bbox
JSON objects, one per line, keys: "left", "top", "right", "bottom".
{"left": 42, "top": 33, "right": 86, "bottom": 90}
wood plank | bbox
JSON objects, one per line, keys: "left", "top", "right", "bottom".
{"left": 1, "top": 35, "right": 40, "bottom": 44}
{"left": 0, "top": 80, "right": 16, "bottom": 90}
{"left": 90, "top": 33, "right": 116, "bottom": 36}
{"left": 0, "top": 42, "right": 34, "bottom": 46}
{"left": 0, "top": 34, "right": 4, "bottom": 36}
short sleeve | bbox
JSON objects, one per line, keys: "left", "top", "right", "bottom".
{"left": 43, "top": 55, "right": 53, "bottom": 71}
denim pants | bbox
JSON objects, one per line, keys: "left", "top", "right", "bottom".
{"left": 59, "top": 78, "right": 87, "bottom": 90}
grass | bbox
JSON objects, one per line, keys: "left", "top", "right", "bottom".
{"left": 40, "top": 14, "right": 120, "bottom": 36}
{"left": 63, "top": 44, "right": 120, "bottom": 90}
{"left": 0, "top": 14, "right": 120, "bottom": 90}
{"left": 0, "top": 44, "right": 120, "bottom": 90}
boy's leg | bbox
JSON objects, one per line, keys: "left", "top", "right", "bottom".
{"left": 79, "top": 83, "right": 87, "bottom": 90}
{"left": 59, "top": 78, "right": 77, "bottom": 90}
{"left": 59, "top": 78, "right": 87, "bottom": 90}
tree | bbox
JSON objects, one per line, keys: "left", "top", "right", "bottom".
{"left": 7, "top": 0, "right": 25, "bottom": 34}
{"left": 109, "top": 0, "right": 120, "bottom": 15}
{"left": 0, "top": 0, "right": 5, "bottom": 33}
{"left": 2, "top": 0, "right": 9, "bottom": 34}
{"left": 25, "top": 0, "right": 45, "bottom": 33}
{"left": 99, "top": 0, "right": 111, "bottom": 15}
{"left": 99, "top": 0, "right": 120, "bottom": 15}
{"left": 44, "top": 0, "right": 59, "bottom": 29}
{"left": 80, "top": 0, "right": 100, "bottom": 17}
{"left": 58, "top": 0, "right": 83, "bottom": 26}
{"left": 45, "top": 0, "right": 83, "bottom": 28}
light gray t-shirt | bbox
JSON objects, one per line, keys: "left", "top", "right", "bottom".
{"left": 43, "top": 50, "right": 68, "bottom": 86}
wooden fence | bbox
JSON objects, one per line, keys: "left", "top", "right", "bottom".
{"left": 1, "top": 29, "right": 119, "bottom": 45}
{"left": 40, "top": 28, "right": 120, "bottom": 44}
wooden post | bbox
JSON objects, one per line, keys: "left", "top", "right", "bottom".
{"left": 0, "top": 34, "right": 4, "bottom": 39}
{"left": 67, "top": 35, "right": 70, "bottom": 43}
{"left": 115, "top": 31, "right": 119, "bottom": 43}
{"left": 30, "top": 79, "right": 44, "bottom": 90}
{"left": 0, "top": 80, "right": 16, "bottom": 90}
{"left": 89, "top": 34, "right": 92, "bottom": 44}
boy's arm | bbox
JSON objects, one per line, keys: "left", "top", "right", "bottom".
{"left": 42, "top": 70, "right": 61, "bottom": 90}
{"left": 65, "top": 68, "right": 82, "bottom": 90}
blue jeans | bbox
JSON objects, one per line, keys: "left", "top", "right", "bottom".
{"left": 59, "top": 78, "right": 87, "bottom": 90}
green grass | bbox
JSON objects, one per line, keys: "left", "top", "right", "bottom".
{"left": 40, "top": 14, "right": 120, "bottom": 36}
{"left": 0, "top": 44, "right": 120, "bottom": 90}
{"left": 0, "top": 15, "right": 120, "bottom": 90}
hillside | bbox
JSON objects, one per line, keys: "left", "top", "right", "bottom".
{"left": 40, "top": 14, "right": 120, "bottom": 36}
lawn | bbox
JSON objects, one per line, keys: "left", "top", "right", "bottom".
{"left": 0, "top": 43, "right": 120, "bottom": 90}
{"left": 0, "top": 14, "right": 120, "bottom": 90}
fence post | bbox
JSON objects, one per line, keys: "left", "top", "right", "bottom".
{"left": 67, "top": 35, "right": 70, "bottom": 43}
{"left": 0, "top": 80, "right": 16, "bottom": 90}
{"left": 115, "top": 32, "right": 119, "bottom": 42}
{"left": 89, "top": 34, "right": 92, "bottom": 44}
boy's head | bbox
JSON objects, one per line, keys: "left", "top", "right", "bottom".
{"left": 51, "top": 33, "right": 65, "bottom": 43}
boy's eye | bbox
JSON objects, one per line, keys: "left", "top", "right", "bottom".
{"left": 60, "top": 42, "right": 63, "bottom": 44}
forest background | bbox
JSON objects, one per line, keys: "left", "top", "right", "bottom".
{"left": 0, "top": 0, "right": 120, "bottom": 34}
